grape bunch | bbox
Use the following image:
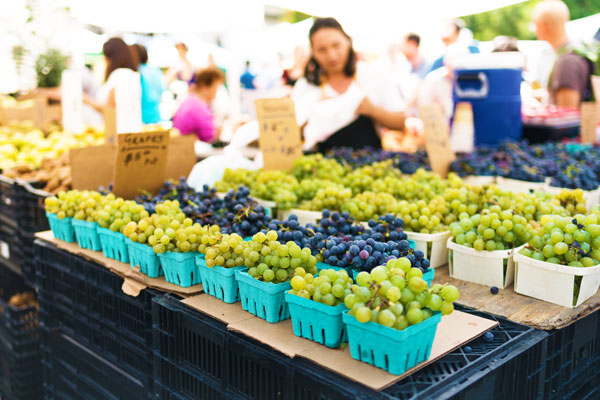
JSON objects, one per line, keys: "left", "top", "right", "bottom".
{"left": 244, "top": 231, "right": 318, "bottom": 283}
{"left": 45, "top": 190, "right": 104, "bottom": 221}
{"left": 121, "top": 201, "right": 206, "bottom": 253}
{"left": 289, "top": 268, "right": 353, "bottom": 306}
{"left": 451, "top": 206, "right": 533, "bottom": 251}
{"left": 346, "top": 260, "right": 458, "bottom": 329}
{"left": 519, "top": 214, "right": 600, "bottom": 267}
{"left": 137, "top": 181, "right": 271, "bottom": 236}
{"left": 204, "top": 233, "right": 248, "bottom": 267}
{"left": 299, "top": 186, "right": 352, "bottom": 212}
{"left": 552, "top": 189, "right": 588, "bottom": 215}
{"left": 396, "top": 197, "right": 448, "bottom": 233}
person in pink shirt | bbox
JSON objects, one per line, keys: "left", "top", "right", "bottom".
{"left": 172, "top": 67, "right": 224, "bottom": 142}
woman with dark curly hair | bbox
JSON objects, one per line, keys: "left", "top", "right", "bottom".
{"left": 292, "top": 17, "right": 405, "bottom": 153}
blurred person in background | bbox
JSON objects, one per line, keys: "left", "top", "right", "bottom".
{"left": 402, "top": 33, "right": 430, "bottom": 79}
{"left": 532, "top": 0, "right": 594, "bottom": 107}
{"left": 240, "top": 60, "right": 256, "bottom": 90}
{"left": 430, "top": 19, "right": 479, "bottom": 73}
{"left": 132, "top": 44, "right": 164, "bottom": 124}
{"left": 166, "top": 42, "right": 195, "bottom": 85}
{"left": 84, "top": 37, "right": 140, "bottom": 114}
{"left": 292, "top": 17, "right": 405, "bottom": 153}
{"left": 172, "top": 67, "right": 224, "bottom": 142}
{"left": 282, "top": 45, "right": 308, "bottom": 87}
{"left": 419, "top": 44, "right": 471, "bottom": 121}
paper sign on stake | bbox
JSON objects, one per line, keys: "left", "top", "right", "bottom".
{"left": 166, "top": 135, "right": 197, "bottom": 181}
{"left": 255, "top": 98, "right": 302, "bottom": 171}
{"left": 61, "top": 69, "right": 84, "bottom": 133}
{"left": 69, "top": 144, "right": 117, "bottom": 190}
{"left": 104, "top": 107, "right": 117, "bottom": 144}
{"left": 112, "top": 131, "right": 169, "bottom": 199}
{"left": 419, "top": 104, "right": 456, "bottom": 178}
{"left": 581, "top": 102, "right": 598, "bottom": 144}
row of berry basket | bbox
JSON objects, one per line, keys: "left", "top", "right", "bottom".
{"left": 46, "top": 211, "right": 439, "bottom": 376}
{"left": 448, "top": 239, "right": 600, "bottom": 308}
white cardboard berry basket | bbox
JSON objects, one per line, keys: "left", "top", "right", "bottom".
{"left": 543, "top": 184, "right": 600, "bottom": 210}
{"left": 513, "top": 250, "right": 600, "bottom": 308}
{"left": 462, "top": 175, "right": 497, "bottom": 186}
{"left": 406, "top": 231, "right": 451, "bottom": 269}
{"left": 447, "top": 239, "right": 523, "bottom": 288}
{"left": 277, "top": 209, "right": 321, "bottom": 226}
{"left": 496, "top": 177, "right": 548, "bottom": 194}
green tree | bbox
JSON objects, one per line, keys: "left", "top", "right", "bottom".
{"left": 463, "top": 0, "right": 600, "bottom": 41}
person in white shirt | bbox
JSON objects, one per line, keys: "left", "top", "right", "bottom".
{"left": 84, "top": 37, "right": 142, "bottom": 132}
{"left": 291, "top": 17, "right": 406, "bottom": 152}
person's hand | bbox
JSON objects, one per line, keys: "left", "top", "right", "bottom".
{"left": 356, "top": 96, "right": 375, "bottom": 117}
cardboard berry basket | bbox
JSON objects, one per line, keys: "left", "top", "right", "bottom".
{"left": 45, "top": 212, "right": 75, "bottom": 242}
{"left": 277, "top": 209, "right": 321, "bottom": 226}
{"left": 496, "top": 176, "right": 548, "bottom": 194}
{"left": 405, "top": 231, "right": 451, "bottom": 269}
{"left": 71, "top": 220, "right": 102, "bottom": 251}
{"left": 513, "top": 250, "right": 600, "bottom": 308}
{"left": 543, "top": 184, "right": 600, "bottom": 210}
{"left": 447, "top": 239, "right": 523, "bottom": 288}
{"left": 461, "top": 175, "right": 497, "bottom": 186}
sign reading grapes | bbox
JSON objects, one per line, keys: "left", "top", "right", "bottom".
{"left": 419, "top": 104, "right": 456, "bottom": 178}
{"left": 113, "top": 131, "right": 169, "bottom": 199}
{"left": 255, "top": 98, "right": 302, "bottom": 171}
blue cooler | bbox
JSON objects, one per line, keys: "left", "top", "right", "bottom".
{"left": 452, "top": 54, "right": 523, "bottom": 146}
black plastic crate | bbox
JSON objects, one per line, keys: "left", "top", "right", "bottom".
{"left": 0, "top": 223, "right": 23, "bottom": 273}
{"left": 153, "top": 295, "right": 548, "bottom": 400}
{"left": 0, "top": 263, "right": 42, "bottom": 400}
{"left": 34, "top": 239, "right": 156, "bottom": 388}
{"left": 155, "top": 355, "right": 226, "bottom": 400}
{"left": 541, "top": 310, "right": 600, "bottom": 400}
{"left": 0, "top": 174, "right": 18, "bottom": 228}
{"left": 14, "top": 179, "right": 50, "bottom": 235}
{"left": 15, "top": 232, "right": 36, "bottom": 284}
{"left": 40, "top": 325, "right": 150, "bottom": 400}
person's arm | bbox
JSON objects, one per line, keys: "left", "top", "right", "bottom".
{"left": 356, "top": 97, "right": 406, "bottom": 130}
{"left": 555, "top": 88, "right": 580, "bottom": 108}
{"left": 83, "top": 88, "right": 115, "bottom": 112}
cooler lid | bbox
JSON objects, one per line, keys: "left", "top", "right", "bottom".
{"left": 450, "top": 52, "right": 526, "bottom": 70}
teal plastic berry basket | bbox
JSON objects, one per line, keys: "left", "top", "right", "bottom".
{"left": 46, "top": 212, "right": 75, "bottom": 242}
{"left": 197, "top": 256, "right": 246, "bottom": 303}
{"left": 285, "top": 292, "right": 347, "bottom": 348}
{"left": 127, "top": 240, "right": 163, "bottom": 278}
{"left": 342, "top": 310, "right": 441, "bottom": 375}
{"left": 72, "top": 220, "right": 102, "bottom": 251}
{"left": 316, "top": 262, "right": 343, "bottom": 271}
{"left": 97, "top": 227, "right": 130, "bottom": 263}
{"left": 158, "top": 251, "right": 200, "bottom": 287}
{"left": 235, "top": 271, "right": 291, "bottom": 323}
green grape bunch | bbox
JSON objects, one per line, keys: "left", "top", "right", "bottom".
{"left": 346, "top": 259, "right": 458, "bottom": 330}
{"left": 289, "top": 268, "right": 353, "bottom": 306}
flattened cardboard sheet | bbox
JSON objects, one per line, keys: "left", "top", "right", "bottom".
{"left": 69, "top": 144, "right": 116, "bottom": 190}
{"left": 166, "top": 135, "right": 197, "bottom": 181}
{"left": 35, "top": 230, "right": 202, "bottom": 297}
{"left": 182, "top": 294, "right": 254, "bottom": 325}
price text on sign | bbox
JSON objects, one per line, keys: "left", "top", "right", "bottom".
{"left": 112, "top": 131, "right": 169, "bottom": 199}
{"left": 255, "top": 98, "right": 302, "bottom": 171}
{"left": 419, "top": 104, "right": 456, "bottom": 178}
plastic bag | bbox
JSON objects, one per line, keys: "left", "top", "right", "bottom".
{"left": 187, "top": 146, "right": 257, "bottom": 191}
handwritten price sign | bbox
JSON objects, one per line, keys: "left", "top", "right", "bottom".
{"left": 419, "top": 104, "right": 456, "bottom": 178}
{"left": 255, "top": 98, "right": 302, "bottom": 171}
{"left": 113, "top": 131, "right": 169, "bottom": 199}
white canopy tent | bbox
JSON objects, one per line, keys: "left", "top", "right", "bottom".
{"left": 566, "top": 13, "right": 600, "bottom": 42}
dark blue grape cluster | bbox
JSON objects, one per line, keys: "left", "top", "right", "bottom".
{"left": 265, "top": 211, "right": 431, "bottom": 274}
{"left": 324, "top": 147, "right": 430, "bottom": 174}
{"left": 136, "top": 179, "right": 270, "bottom": 235}
{"left": 451, "top": 142, "right": 600, "bottom": 190}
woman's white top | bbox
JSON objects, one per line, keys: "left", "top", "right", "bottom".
{"left": 291, "top": 62, "right": 404, "bottom": 150}
{"left": 97, "top": 68, "right": 142, "bottom": 133}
